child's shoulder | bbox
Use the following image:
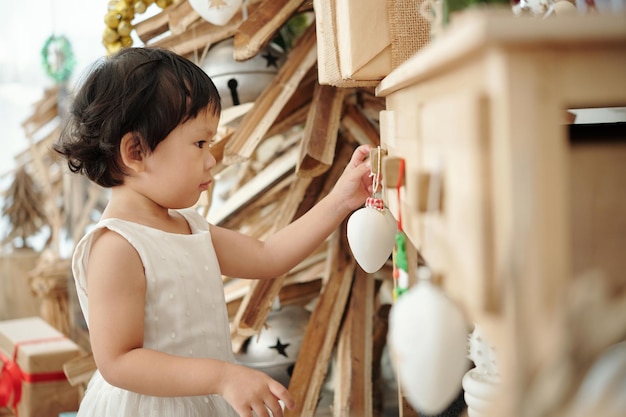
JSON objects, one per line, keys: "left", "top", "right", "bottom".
{"left": 177, "top": 208, "right": 210, "bottom": 232}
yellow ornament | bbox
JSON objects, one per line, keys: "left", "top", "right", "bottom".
{"left": 103, "top": 27, "right": 120, "bottom": 44}
{"left": 105, "top": 11, "right": 121, "bottom": 29}
{"left": 156, "top": 0, "right": 171, "bottom": 9}
{"left": 134, "top": 1, "right": 147, "bottom": 14}
{"left": 117, "top": 21, "right": 133, "bottom": 37}
{"left": 102, "top": 0, "right": 173, "bottom": 54}
{"left": 120, "top": 36, "right": 133, "bottom": 48}
{"left": 106, "top": 41, "right": 123, "bottom": 55}
{"left": 115, "top": 1, "right": 134, "bottom": 20}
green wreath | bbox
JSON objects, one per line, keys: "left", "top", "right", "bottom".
{"left": 41, "top": 35, "right": 76, "bottom": 83}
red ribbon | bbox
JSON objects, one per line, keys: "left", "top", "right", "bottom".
{"left": 0, "top": 336, "right": 68, "bottom": 415}
{"left": 396, "top": 158, "right": 405, "bottom": 231}
{"left": 365, "top": 197, "right": 385, "bottom": 211}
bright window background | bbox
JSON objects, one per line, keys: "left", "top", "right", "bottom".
{"left": 0, "top": 0, "right": 159, "bottom": 243}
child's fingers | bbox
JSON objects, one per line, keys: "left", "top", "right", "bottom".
{"left": 269, "top": 381, "right": 295, "bottom": 410}
{"left": 265, "top": 398, "right": 284, "bottom": 417}
{"left": 350, "top": 144, "right": 372, "bottom": 167}
{"left": 252, "top": 402, "right": 271, "bottom": 417}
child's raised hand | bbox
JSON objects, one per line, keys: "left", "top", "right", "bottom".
{"left": 329, "top": 144, "right": 374, "bottom": 214}
{"left": 219, "top": 363, "right": 295, "bottom": 417}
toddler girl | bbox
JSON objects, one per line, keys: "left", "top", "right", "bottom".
{"left": 54, "top": 47, "right": 374, "bottom": 417}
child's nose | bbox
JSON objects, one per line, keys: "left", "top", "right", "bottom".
{"left": 205, "top": 151, "right": 217, "bottom": 170}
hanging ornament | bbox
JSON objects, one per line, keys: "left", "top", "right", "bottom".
{"left": 189, "top": 0, "right": 243, "bottom": 26}
{"left": 102, "top": 0, "right": 175, "bottom": 54}
{"left": 41, "top": 35, "right": 76, "bottom": 83}
{"left": 200, "top": 37, "right": 285, "bottom": 108}
{"left": 347, "top": 147, "right": 397, "bottom": 273}
{"left": 388, "top": 266, "right": 470, "bottom": 414}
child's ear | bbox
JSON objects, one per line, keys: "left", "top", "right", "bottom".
{"left": 120, "top": 132, "right": 145, "bottom": 173}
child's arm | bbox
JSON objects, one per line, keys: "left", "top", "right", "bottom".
{"left": 211, "top": 144, "right": 373, "bottom": 279}
{"left": 86, "top": 230, "right": 295, "bottom": 417}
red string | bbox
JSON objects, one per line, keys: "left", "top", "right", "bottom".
{"left": 396, "top": 158, "right": 405, "bottom": 231}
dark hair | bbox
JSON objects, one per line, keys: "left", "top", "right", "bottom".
{"left": 54, "top": 47, "right": 221, "bottom": 187}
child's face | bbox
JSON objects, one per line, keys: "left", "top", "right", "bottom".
{"left": 140, "top": 107, "right": 219, "bottom": 209}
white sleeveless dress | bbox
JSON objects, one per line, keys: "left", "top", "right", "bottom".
{"left": 72, "top": 208, "right": 239, "bottom": 417}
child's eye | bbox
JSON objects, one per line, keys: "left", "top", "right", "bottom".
{"left": 195, "top": 140, "right": 207, "bottom": 149}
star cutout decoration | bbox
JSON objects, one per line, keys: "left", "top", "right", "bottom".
{"left": 269, "top": 338, "right": 290, "bottom": 358}
{"left": 262, "top": 51, "right": 279, "bottom": 68}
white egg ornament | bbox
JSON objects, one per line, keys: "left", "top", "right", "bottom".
{"left": 189, "top": 0, "right": 243, "bottom": 26}
{"left": 347, "top": 197, "right": 397, "bottom": 273}
{"left": 388, "top": 267, "right": 470, "bottom": 414}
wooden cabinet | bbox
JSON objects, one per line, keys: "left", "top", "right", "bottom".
{"left": 376, "top": 10, "right": 626, "bottom": 417}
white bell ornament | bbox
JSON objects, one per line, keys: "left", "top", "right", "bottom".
{"left": 347, "top": 197, "right": 397, "bottom": 273}
{"left": 388, "top": 267, "right": 470, "bottom": 414}
{"left": 189, "top": 0, "right": 243, "bottom": 26}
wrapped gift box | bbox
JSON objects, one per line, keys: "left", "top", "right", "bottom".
{"left": 313, "top": 0, "right": 431, "bottom": 87}
{"left": 0, "top": 317, "right": 82, "bottom": 417}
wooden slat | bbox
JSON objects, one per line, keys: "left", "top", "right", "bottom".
{"left": 333, "top": 266, "right": 374, "bottom": 417}
{"left": 296, "top": 84, "right": 345, "bottom": 178}
{"left": 63, "top": 352, "right": 97, "bottom": 386}
{"left": 219, "top": 176, "right": 294, "bottom": 232}
{"left": 285, "top": 234, "right": 356, "bottom": 417}
{"left": 22, "top": 107, "right": 58, "bottom": 138}
{"left": 276, "top": 66, "right": 318, "bottom": 118}
{"left": 341, "top": 104, "right": 380, "bottom": 147}
{"left": 151, "top": 18, "right": 237, "bottom": 56}
{"left": 233, "top": 0, "right": 306, "bottom": 61}
{"left": 292, "top": 139, "right": 356, "bottom": 223}
{"left": 21, "top": 88, "right": 58, "bottom": 129}
{"left": 278, "top": 278, "right": 322, "bottom": 306}
{"left": 265, "top": 104, "right": 309, "bottom": 139}
{"left": 208, "top": 102, "right": 254, "bottom": 171}
{"left": 223, "top": 23, "right": 318, "bottom": 164}
{"left": 167, "top": 0, "right": 201, "bottom": 35}
{"left": 134, "top": 6, "right": 172, "bottom": 43}
{"left": 208, "top": 146, "right": 298, "bottom": 225}
{"left": 264, "top": 69, "right": 317, "bottom": 138}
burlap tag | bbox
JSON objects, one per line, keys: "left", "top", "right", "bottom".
{"left": 388, "top": 0, "right": 432, "bottom": 69}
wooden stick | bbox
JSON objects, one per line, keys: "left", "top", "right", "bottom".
{"left": 341, "top": 104, "right": 381, "bottom": 147}
{"left": 233, "top": 0, "right": 307, "bottom": 61}
{"left": 285, "top": 233, "right": 356, "bottom": 417}
{"left": 265, "top": 104, "right": 310, "bottom": 139}
{"left": 151, "top": 19, "right": 237, "bottom": 56}
{"left": 265, "top": 70, "right": 317, "bottom": 138}
{"left": 219, "top": 177, "right": 294, "bottom": 232}
{"left": 167, "top": 0, "right": 201, "bottom": 36}
{"left": 63, "top": 352, "right": 97, "bottom": 387}
{"left": 333, "top": 266, "right": 374, "bottom": 417}
{"left": 296, "top": 84, "right": 345, "bottom": 178}
{"left": 207, "top": 146, "right": 298, "bottom": 225}
{"left": 134, "top": 6, "right": 171, "bottom": 43}
{"left": 223, "top": 23, "right": 317, "bottom": 164}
